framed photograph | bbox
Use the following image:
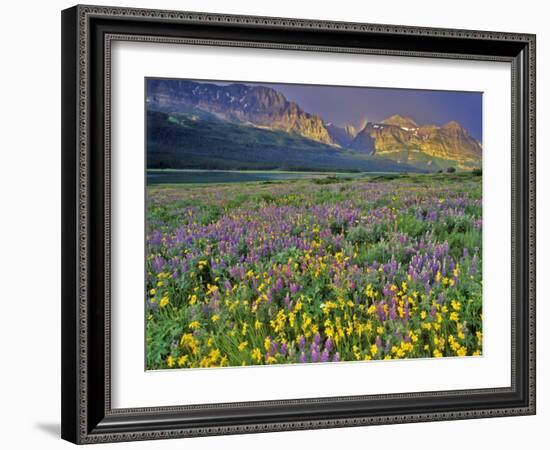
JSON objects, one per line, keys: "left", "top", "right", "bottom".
{"left": 61, "top": 4, "right": 536, "bottom": 444}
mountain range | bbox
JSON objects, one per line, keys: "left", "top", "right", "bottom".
{"left": 147, "top": 79, "right": 482, "bottom": 172}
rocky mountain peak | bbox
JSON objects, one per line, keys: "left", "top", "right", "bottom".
{"left": 147, "top": 79, "right": 334, "bottom": 145}
{"left": 349, "top": 116, "right": 481, "bottom": 169}
{"left": 327, "top": 123, "right": 359, "bottom": 147}
{"left": 441, "top": 120, "right": 468, "bottom": 134}
{"left": 382, "top": 115, "right": 419, "bottom": 129}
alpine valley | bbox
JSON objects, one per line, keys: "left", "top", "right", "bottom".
{"left": 146, "top": 79, "right": 482, "bottom": 172}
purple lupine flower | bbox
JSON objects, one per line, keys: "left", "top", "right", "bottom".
{"left": 228, "top": 266, "right": 239, "bottom": 279}
{"left": 324, "top": 338, "right": 333, "bottom": 352}
{"left": 389, "top": 305, "right": 397, "bottom": 321}
{"left": 332, "top": 352, "right": 341, "bottom": 362}
{"left": 283, "top": 293, "right": 291, "bottom": 309}
{"left": 299, "top": 352, "right": 307, "bottom": 364}
{"left": 320, "top": 349, "right": 330, "bottom": 363}
{"left": 148, "top": 230, "right": 163, "bottom": 246}
{"left": 269, "top": 341, "right": 279, "bottom": 357}
{"left": 376, "top": 303, "right": 386, "bottom": 322}
{"left": 151, "top": 256, "right": 166, "bottom": 273}
{"left": 313, "top": 332, "right": 321, "bottom": 346}
{"left": 298, "top": 335, "right": 306, "bottom": 350}
{"left": 449, "top": 259, "right": 456, "bottom": 272}
{"left": 280, "top": 342, "right": 288, "bottom": 356}
{"left": 311, "top": 348, "right": 319, "bottom": 363}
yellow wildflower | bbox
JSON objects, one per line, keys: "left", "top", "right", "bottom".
{"left": 251, "top": 347, "right": 262, "bottom": 363}
{"left": 238, "top": 341, "right": 248, "bottom": 351}
{"left": 177, "top": 355, "right": 188, "bottom": 367}
{"left": 209, "top": 349, "right": 221, "bottom": 363}
{"left": 289, "top": 312, "right": 296, "bottom": 327}
{"left": 188, "top": 321, "right": 201, "bottom": 330}
{"left": 370, "top": 343, "right": 378, "bottom": 356}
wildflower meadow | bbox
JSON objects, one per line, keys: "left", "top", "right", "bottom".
{"left": 145, "top": 173, "right": 482, "bottom": 370}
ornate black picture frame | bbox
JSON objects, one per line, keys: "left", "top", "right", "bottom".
{"left": 61, "top": 4, "right": 536, "bottom": 444}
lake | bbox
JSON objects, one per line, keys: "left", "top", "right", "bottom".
{"left": 147, "top": 170, "right": 357, "bottom": 185}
